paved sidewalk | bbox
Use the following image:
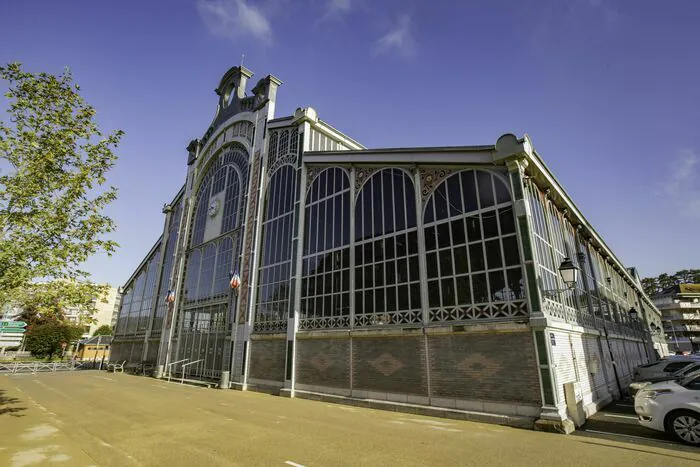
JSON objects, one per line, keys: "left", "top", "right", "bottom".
{"left": 1, "top": 372, "right": 699, "bottom": 466}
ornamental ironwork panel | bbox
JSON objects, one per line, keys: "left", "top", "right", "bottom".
{"left": 354, "top": 167, "right": 381, "bottom": 192}
{"left": 252, "top": 320, "right": 288, "bottom": 333}
{"left": 427, "top": 300, "right": 528, "bottom": 323}
{"left": 298, "top": 316, "right": 351, "bottom": 330}
{"left": 353, "top": 310, "right": 423, "bottom": 327}
{"left": 419, "top": 168, "right": 454, "bottom": 204}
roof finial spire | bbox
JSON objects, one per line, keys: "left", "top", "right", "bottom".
{"left": 240, "top": 53, "right": 245, "bottom": 69}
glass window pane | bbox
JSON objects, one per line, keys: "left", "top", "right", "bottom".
{"left": 371, "top": 288, "right": 383, "bottom": 315}
{"left": 472, "top": 273, "right": 488, "bottom": 303}
{"left": 454, "top": 247, "right": 468, "bottom": 274}
{"left": 495, "top": 177, "right": 511, "bottom": 204}
{"left": 485, "top": 239, "right": 503, "bottom": 269}
{"left": 408, "top": 231, "right": 418, "bottom": 255}
{"left": 410, "top": 283, "right": 421, "bottom": 309}
{"left": 477, "top": 171, "right": 495, "bottom": 209}
{"left": 434, "top": 184, "right": 449, "bottom": 221}
{"left": 439, "top": 249, "right": 453, "bottom": 276}
{"left": 447, "top": 175, "right": 463, "bottom": 217}
{"left": 441, "top": 278, "right": 456, "bottom": 306}
{"left": 469, "top": 243, "right": 485, "bottom": 272}
{"left": 437, "top": 222, "right": 451, "bottom": 249}
{"left": 363, "top": 265, "right": 373, "bottom": 289}
{"left": 396, "top": 258, "right": 408, "bottom": 283}
{"left": 386, "top": 286, "right": 397, "bottom": 311}
{"left": 385, "top": 261, "right": 396, "bottom": 285}
{"left": 451, "top": 219, "right": 466, "bottom": 246}
{"left": 482, "top": 213, "right": 499, "bottom": 238}
{"left": 489, "top": 270, "right": 506, "bottom": 301}
{"left": 384, "top": 237, "right": 395, "bottom": 260}
{"left": 461, "top": 170, "right": 478, "bottom": 213}
{"left": 374, "top": 263, "right": 385, "bottom": 286}
{"left": 426, "top": 252, "right": 439, "bottom": 278}
{"left": 424, "top": 197, "right": 435, "bottom": 223}
{"left": 364, "top": 290, "right": 374, "bottom": 314}
{"left": 499, "top": 208, "right": 515, "bottom": 235}
{"left": 355, "top": 291, "right": 363, "bottom": 314}
{"left": 507, "top": 268, "right": 524, "bottom": 300}
{"left": 398, "top": 285, "right": 409, "bottom": 310}
{"left": 502, "top": 236, "right": 520, "bottom": 266}
{"left": 408, "top": 256, "right": 419, "bottom": 282}
{"left": 396, "top": 234, "right": 407, "bottom": 257}
{"left": 424, "top": 226, "right": 437, "bottom": 252}
{"left": 428, "top": 280, "right": 441, "bottom": 307}
{"left": 456, "top": 275, "right": 471, "bottom": 304}
{"left": 466, "top": 216, "right": 481, "bottom": 241}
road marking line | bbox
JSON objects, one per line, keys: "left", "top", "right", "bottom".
{"left": 602, "top": 414, "right": 638, "bottom": 420}
{"left": 428, "top": 426, "right": 461, "bottom": 432}
{"left": 617, "top": 404, "right": 634, "bottom": 408}
{"left": 285, "top": 461, "right": 306, "bottom": 467}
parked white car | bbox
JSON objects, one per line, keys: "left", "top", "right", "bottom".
{"left": 634, "top": 371, "right": 700, "bottom": 446}
{"left": 629, "top": 362, "right": 700, "bottom": 396}
{"left": 632, "top": 356, "right": 700, "bottom": 382}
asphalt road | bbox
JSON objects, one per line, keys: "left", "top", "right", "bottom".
{"left": 575, "top": 397, "right": 699, "bottom": 453}
{"left": 1, "top": 372, "right": 699, "bottom": 466}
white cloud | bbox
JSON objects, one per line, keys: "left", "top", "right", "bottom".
{"left": 373, "top": 14, "right": 415, "bottom": 58}
{"left": 196, "top": 0, "right": 272, "bottom": 43}
{"left": 664, "top": 149, "right": 700, "bottom": 217}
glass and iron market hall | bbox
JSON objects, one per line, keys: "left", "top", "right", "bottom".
{"left": 113, "top": 66, "right": 666, "bottom": 428}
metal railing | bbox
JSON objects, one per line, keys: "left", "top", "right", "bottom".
{"left": 166, "top": 358, "right": 189, "bottom": 382}
{"left": 0, "top": 361, "right": 83, "bottom": 374}
{"left": 180, "top": 359, "right": 203, "bottom": 384}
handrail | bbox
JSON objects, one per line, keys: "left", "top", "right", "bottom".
{"left": 180, "top": 359, "right": 203, "bottom": 384}
{"left": 166, "top": 358, "right": 189, "bottom": 382}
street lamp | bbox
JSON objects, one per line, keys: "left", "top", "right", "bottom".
{"left": 542, "top": 258, "right": 580, "bottom": 298}
{"left": 558, "top": 258, "right": 579, "bottom": 288}
{"left": 628, "top": 307, "right": 638, "bottom": 321}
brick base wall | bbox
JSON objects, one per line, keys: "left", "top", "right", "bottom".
{"left": 293, "top": 330, "right": 541, "bottom": 406}
{"left": 249, "top": 338, "right": 286, "bottom": 382}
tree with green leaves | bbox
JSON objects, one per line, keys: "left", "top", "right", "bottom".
{"left": 0, "top": 62, "right": 121, "bottom": 309}
{"left": 13, "top": 280, "right": 109, "bottom": 329}
{"left": 642, "top": 268, "right": 700, "bottom": 297}
{"left": 24, "top": 322, "right": 84, "bottom": 359}
{"left": 92, "top": 324, "right": 112, "bottom": 337}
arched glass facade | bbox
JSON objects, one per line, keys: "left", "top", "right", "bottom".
{"left": 354, "top": 169, "right": 421, "bottom": 325}
{"left": 423, "top": 170, "right": 524, "bottom": 322}
{"left": 255, "top": 164, "right": 298, "bottom": 331}
{"left": 177, "top": 145, "right": 249, "bottom": 378}
{"left": 300, "top": 168, "right": 351, "bottom": 328}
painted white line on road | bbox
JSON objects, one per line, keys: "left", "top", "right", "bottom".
{"left": 602, "top": 413, "right": 638, "bottom": 420}
{"left": 617, "top": 404, "right": 634, "bottom": 407}
{"left": 96, "top": 376, "right": 116, "bottom": 382}
{"left": 428, "top": 426, "right": 461, "bottom": 433}
{"left": 285, "top": 461, "right": 306, "bottom": 467}
{"left": 397, "top": 418, "right": 451, "bottom": 426}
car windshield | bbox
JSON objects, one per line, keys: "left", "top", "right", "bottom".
{"left": 679, "top": 370, "right": 700, "bottom": 387}
{"left": 673, "top": 363, "right": 700, "bottom": 376}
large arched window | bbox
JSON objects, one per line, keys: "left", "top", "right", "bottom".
{"left": 300, "top": 168, "right": 351, "bottom": 328}
{"left": 354, "top": 168, "right": 421, "bottom": 326}
{"left": 184, "top": 146, "right": 248, "bottom": 307}
{"left": 423, "top": 169, "right": 525, "bottom": 322}
{"left": 255, "top": 165, "right": 298, "bottom": 330}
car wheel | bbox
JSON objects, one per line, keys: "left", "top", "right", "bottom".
{"left": 667, "top": 410, "right": 700, "bottom": 446}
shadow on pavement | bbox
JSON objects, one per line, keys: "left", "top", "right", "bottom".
{"left": 0, "top": 388, "right": 27, "bottom": 417}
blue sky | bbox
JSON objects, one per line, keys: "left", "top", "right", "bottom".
{"left": 1, "top": 0, "right": 699, "bottom": 287}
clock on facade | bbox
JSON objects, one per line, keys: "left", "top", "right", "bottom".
{"left": 208, "top": 198, "right": 220, "bottom": 217}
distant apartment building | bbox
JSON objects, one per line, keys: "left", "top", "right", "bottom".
{"left": 65, "top": 285, "right": 121, "bottom": 338}
{"left": 653, "top": 284, "right": 700, "bottom": 353}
